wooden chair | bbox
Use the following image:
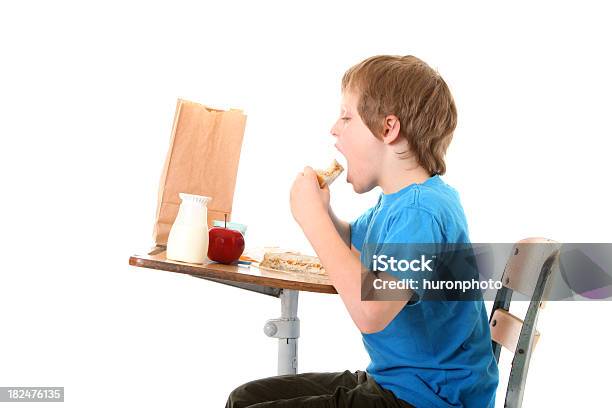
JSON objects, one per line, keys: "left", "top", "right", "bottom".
{"left": 489, "top": 238, "right": 561, "bottom": 408}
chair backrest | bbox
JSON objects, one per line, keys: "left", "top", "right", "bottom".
{"left": 489, "top": 237, "right": 561, "bottom": 408}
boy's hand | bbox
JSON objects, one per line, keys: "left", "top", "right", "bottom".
{"left": 290, "top": 166, "right": 330, "bottom": 228}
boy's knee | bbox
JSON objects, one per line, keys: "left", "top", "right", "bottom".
{"left": 225, "top": 380, "right": 258, "bottom": 408}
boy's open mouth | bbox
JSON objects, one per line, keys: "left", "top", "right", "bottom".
{"left": 334, "top": 145, "right": 349, "bottom": 183}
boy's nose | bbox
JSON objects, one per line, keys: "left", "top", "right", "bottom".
{"left": 330, "top": 121, "right": 340, "bottom": 138}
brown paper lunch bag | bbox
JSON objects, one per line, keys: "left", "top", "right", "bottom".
{"left": 153, "top": 99, "right": 247, "bottom": 245}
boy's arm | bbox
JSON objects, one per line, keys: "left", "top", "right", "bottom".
{"left": 290, "top": 168, "right": 410, "bottom": 334}
{"left": 328, "top": 206, "right": 351, "bottom": 248}
{"left": 329, "top": 207, "right": 364, "bottom": 258}
{"left": 301, "top": 213, "right": 410, "bottom": 333}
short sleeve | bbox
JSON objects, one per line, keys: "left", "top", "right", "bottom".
{"left": 363, "top": 208, "right": 444, "bottom": 301}
{"left": 381, "top": 208, "right": 444, "bottom": 247}
{"left": 350, "top": 205, "right": 377, "bottom": 251}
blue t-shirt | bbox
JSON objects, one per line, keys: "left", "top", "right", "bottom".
{"left": 350, "top": 175, "right": 499, "bottom": 408}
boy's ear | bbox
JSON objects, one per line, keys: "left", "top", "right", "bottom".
{"left": 381, "top": 115, "right": 401, "bottom": 145}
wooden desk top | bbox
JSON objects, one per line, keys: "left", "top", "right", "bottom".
{"left": 129, "top": 247, "right": 337, "bottom": 294}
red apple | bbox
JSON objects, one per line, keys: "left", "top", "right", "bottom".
{"left": 208, "top": 227, "right": 245, "bottom": 264}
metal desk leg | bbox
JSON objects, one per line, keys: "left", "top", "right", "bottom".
{"left": 263, "top": 289, "right": 300, "bottom": 375}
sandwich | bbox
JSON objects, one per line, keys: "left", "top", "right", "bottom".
{"left": 315, "top": 159, "right": 344, "bottom": 188}
{"left": 259, "top": 251, "right": 327, "bottom": 275}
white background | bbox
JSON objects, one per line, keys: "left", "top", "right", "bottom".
{"left": 1, "top": 1, "right": 611, "bottom": 407}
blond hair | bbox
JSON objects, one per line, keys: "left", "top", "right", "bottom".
{"left": 342, "top": 55, "right": 457, "bottom": 175}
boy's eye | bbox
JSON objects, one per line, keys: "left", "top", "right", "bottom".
{"left": 341, "top": 117, "right": 351, "bottom": 122}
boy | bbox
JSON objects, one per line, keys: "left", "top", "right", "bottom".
{"left": 227, "top": 55, "right": 498, "bottom": 408}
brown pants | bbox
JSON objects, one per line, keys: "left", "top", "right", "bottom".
{"left": 226, "top": 370, "right": 415, "bottom": 408}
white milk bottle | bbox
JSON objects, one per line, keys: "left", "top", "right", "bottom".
{"left": 166, "top": 193, "right": 211, "bottom": 264}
